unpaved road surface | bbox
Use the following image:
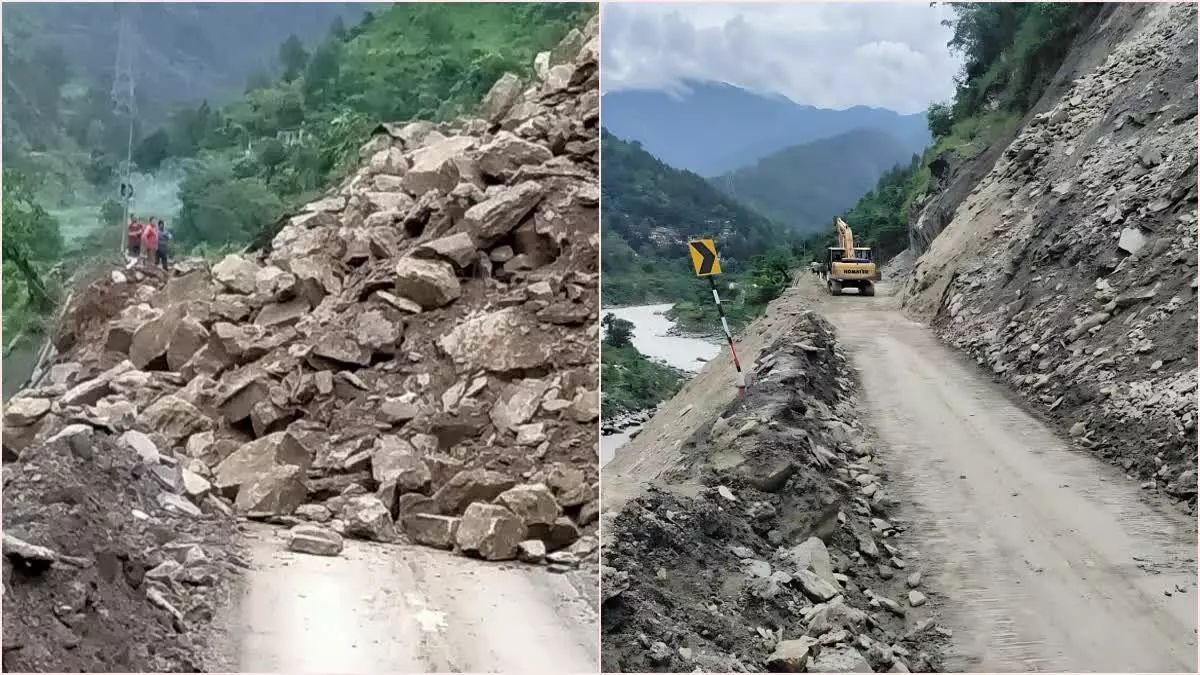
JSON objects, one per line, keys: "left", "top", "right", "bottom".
{"left": 210, "top": 525, "right": 599, "bottom": 673}
{"left": 818, "top": 283, "right": 1198, "bottom": 672}
{"left": 603, "top": 277, "right": 1196, "bottom": 672}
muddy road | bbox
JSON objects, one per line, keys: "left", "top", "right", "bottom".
{"left": 818, "top": 282, "right": 1198, "bottom": 672}
{"left": 207, "top": 525, "right": 599, "bottom": 673}
{"left": 603, "top": 277, "right": 1197, "bottom": 672}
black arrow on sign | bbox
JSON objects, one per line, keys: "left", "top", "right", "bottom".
{"left": 691, "top": 241, "right": 717, "bottom": 275}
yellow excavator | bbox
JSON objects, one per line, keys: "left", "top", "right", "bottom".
{"left": 826, "top": 217, "right": 880, "bottom": 296}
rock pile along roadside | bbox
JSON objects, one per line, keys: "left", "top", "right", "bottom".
{"left": 899, "top": 3, "right": 1197, "bottom": 512}
{"left": 2, "top": 17, "right": 599, "bottom": 672}
{"left": 602, "top": 312, "right": 948, "bottom": 673}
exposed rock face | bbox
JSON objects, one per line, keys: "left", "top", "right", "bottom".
{"left": 1, "top": 17, "right": 600, "bottom": 576}
{"left": 898, "top": 3, "right": 1198, "bottom": 511}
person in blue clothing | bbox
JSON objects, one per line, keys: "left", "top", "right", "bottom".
{"left": 156, "top": 219, "right": 172, "bottom": 270}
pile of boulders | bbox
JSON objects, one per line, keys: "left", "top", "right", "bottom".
{"left": 901, "top": 3, "right": 1197, "bottom": 509}
{"left": 602, "top": 313, "right": 947, "bottom": 673}
{"left": 3, "top": 15, "right": 601, "bottom": 566}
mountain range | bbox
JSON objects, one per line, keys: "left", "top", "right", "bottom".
{"left": 710, "top": 128, "right": 919, "bottom": 233}
{"left": 601, "top": 80, "right": 931, "bottom": 177}
{"left": 3, "top": 2, "right": 373, "bottom": 137}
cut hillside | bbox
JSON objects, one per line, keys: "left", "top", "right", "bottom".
{"left": 2, "top": 19, "right": 600, "bottom": 671}
{"left": 601, "top": 81, "right": 931, "bottom": 176}
{"left": 712, "top": 129, "right": 920, "bottom": 235}
{"left": 899, "top": 2, "right": 1198, "bottom": 510}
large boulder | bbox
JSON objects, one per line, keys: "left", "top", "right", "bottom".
{"left": 371, "top": 436, "right": 432, "bottom": 494}
{"left": 141, "top": 395, "right": 215, "bottom": 445}
{"left": 213, "top": 431, "right": 310, "bottom": 497}
{"left": 461, "top": 181, "right": 545, "bottom": 244}
{"left": 401, "top": 136, "right": 477, "bottom": 196}
{"left": 455, "top": 503, "right": 525, "bottom": 561}
{"left": 287, "top": 523, "right": 344, "bottom": 556}
{"left": 394, "top": 258, "right": 461, "bottom": 309}
{"left": 404, "top": 514, "right": 460, "bottom": 550}
{"left": 212, "top": 255, "right": 261, "bottom": 294}
{"left": 342, "top": 495, "right": 397, "bottom": 542}
{"left": 437, "top": 308, "right": 557, "bottom": 372}
{"left": 233, "top": 464, "right": 307, "bottom": 515}
{"left": 495, "top": 483, "right": 561, "bottom": 528}
{"left": 433, "top": 468, "right": 518, "bottom": 515}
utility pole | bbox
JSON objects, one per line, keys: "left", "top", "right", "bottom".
{"left": 111, "top": 7, "right": 137, "bottom": 258}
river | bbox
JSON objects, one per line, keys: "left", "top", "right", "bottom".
{"left": 600, "top": 303, "right": 722, "bottom": 465}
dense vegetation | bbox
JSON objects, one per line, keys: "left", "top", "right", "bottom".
{"left": 2, "top": 3, "right": 591, "bottom": 374}
{"left": 830, "top": 3, "right": 1101, "bottom": 259}
{"left": 600, "top": 314, "right": 682, "bottom": 419}
{"left": 711, "top": 129, "right": 919, "bottom": 235}
{"left": 601, "top": 129, "right": 809, "bottom": 324}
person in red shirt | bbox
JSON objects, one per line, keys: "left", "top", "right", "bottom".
{"left": 127, "top": 216, "right": 143, "bottom": 258}
{"left": 141, "top": 217, "right": 160, "bottom": 264}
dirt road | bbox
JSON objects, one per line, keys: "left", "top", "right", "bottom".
{"left": 208, "top": 524, "right": 599, "bottom": 673}
{"left": 602, "top": 276, "right": 1196, "bottom": 672}
{"left": 818, "top": 283, "right": 1197, "bottom": 672}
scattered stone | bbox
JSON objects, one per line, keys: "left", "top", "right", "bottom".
{"left": 287, "top": 524, "right": 344, "bottom": 556}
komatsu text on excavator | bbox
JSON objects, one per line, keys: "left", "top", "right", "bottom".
{"left": 826, "top": 217, "right": 881, "bottom": 296}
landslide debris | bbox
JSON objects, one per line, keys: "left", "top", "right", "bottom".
{"left": 601, "top": 313, "right": 948, "bottom": 673}
{"left": 2, "top": 425, "right": 243, "bottom": 672}
{"left": 900, "top": 3, "right": 1198, "bottom": 511}
{"left": 3, "top": 17, "right": 599, "bottom": 671}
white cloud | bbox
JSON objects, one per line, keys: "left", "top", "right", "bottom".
{"left": 602, "top": 2, "right": 963, "bottom": 114}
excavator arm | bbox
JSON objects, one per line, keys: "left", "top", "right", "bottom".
{"left": 835, "top": 218, "right": 855, "bottom": 258}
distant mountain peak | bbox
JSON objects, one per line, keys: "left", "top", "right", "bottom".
{"left": 602, "top": 79, "right": 930, "bottom": 176}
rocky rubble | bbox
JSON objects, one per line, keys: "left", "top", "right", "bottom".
{"left": 601, "top": 313, "right": 948, "bottom": 673}
{"left": 2, "top": 423, "right": 242, "bottom": 671}
{"left": 3, "top": 25, "right": 600, "bottom": 671}
{"left": 900, "top": 3, "right": 1197, "bottom": 511}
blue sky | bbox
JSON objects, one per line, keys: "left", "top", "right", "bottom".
{"left": 601, "top": 2, "right": 963, "bottom": 114}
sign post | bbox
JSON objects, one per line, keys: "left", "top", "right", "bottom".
{"left": 688, "top": 239, "right": 747, "bottom": 396}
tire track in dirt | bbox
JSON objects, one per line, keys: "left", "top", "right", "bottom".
{"left": 816, "top": 283, "right": 1197, "bottom": 672}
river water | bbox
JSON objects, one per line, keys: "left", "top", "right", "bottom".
{"left": 600, "top": 303, "right": 721, "bottom": 465}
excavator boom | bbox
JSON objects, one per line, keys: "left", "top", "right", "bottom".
{"left": 835, "top": 218, "right": 855, "bottom": 257}
{"left": 827, "top": 218, "right": 879, "bottom": 296}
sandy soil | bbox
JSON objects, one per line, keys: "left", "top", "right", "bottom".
{"left": 602, "top": 277, "right": 1197, "bottom": 672}
{"left": 207, "top": 524, "right": 599, "bottom": 673}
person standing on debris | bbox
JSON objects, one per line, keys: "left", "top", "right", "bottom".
{"left": 156, "top": 219, "right": 172, "bottom": 270}
{"left": 141, "top": 216, "right": 160, "bottom": 267}
{"left": 127, "top": 215, "right": 143, "bottom": 259}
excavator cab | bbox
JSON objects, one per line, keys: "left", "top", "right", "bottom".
{"left": 826, "top": 219, "right": 880, "bottom": 296}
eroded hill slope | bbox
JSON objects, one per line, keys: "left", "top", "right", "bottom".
{"left": 900, "top": 2, "right": 1198, "bottom": 510}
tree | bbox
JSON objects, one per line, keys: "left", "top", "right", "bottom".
{"left": 303, "top": 42, "right": 342, "bottom": 103}
{"left": 256, "top": 138, "right": 287, "bottom": 179}
{"left": 2, "top": 169, "right": 62, "bottom": 312}
{"left": 133, "top": 129, "right": 171, "bottom": 170}
{"left": 602, "top": 313, "right": 635, "bottom": 348}
{"left": 328, "top": 16, "right": 347, "bottom": 40}
{"left": 927, "top": 102, "right": 954, "bottom": 139}
{"left": 176, "top": 161, "right": 283, "bottom": 248}
{"left": 278, "top": 34, "right": 310, "bottom": 82}
{"left": 99, "top": 199, "right": 124, "bottom": 228}
{"left": 245, "top": 68, "right": 273, "bottom": 94}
